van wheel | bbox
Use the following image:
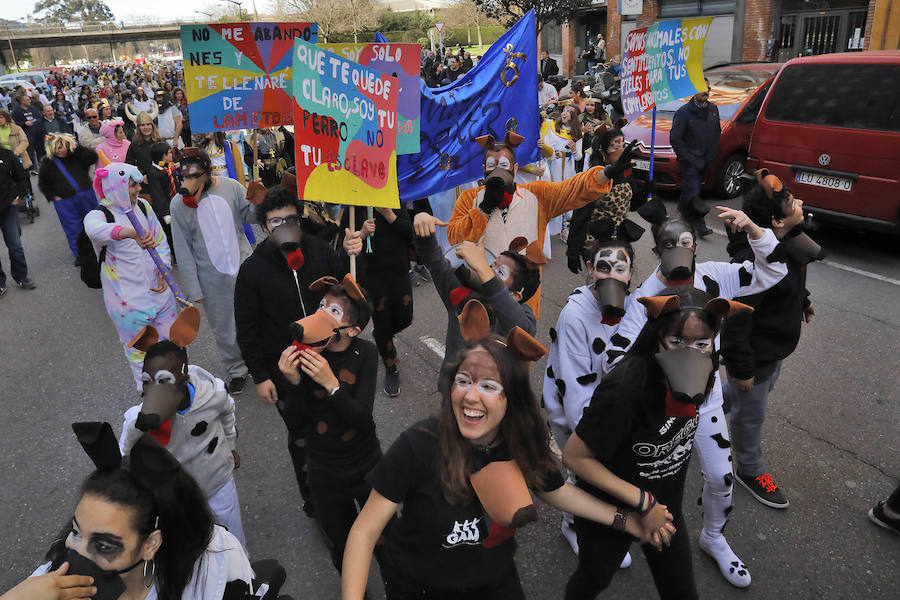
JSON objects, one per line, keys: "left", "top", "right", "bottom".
{"left": 716, "top": 154, "right": 745, "bottom": 199}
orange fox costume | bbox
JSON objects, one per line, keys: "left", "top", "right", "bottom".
{"left": 447, "top": 167, "right": 611, "bottom": 317}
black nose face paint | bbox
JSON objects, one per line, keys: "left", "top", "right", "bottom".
{"left": 592, "top": 278, "right": 627, "bottom": 320}
{"left": 660, "top": 246, "right": 695, "bottom": 282}
{"left": 63, "top": 548, "right": 129, "bottom": 600}
{"left": 655, "top": 347, "right": 714, "bottom": 407}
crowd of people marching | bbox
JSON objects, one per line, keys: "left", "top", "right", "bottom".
{"left": 0, "top": 48, "right": 897, "bottom": 600}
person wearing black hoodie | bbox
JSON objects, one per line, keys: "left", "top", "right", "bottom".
{"left": 721, "top": 171, "right": 820, "bottom": 510}
{"left": 234, "top": 184, "right": 346, "bottom": 514}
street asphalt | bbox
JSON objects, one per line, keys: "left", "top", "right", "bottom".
{"left": 0, "top": 180, "right": 897, "bottom": 599}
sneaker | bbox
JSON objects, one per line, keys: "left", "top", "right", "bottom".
{"left": 17, "top": 278, "right": 36, "bottom": 290}
{"left": 0, "top": 287, "right": 6, "bottom": 298}
{"left": 619, "top": 551, "right": 632, "bottom": 569}
{"left": 868, "top": 501, "right": 900, "bottom": 536}
{"left": 699, "top": 530, "right": 751, "bottom": 588}
{"left": 383, "top": 367, "right": 401, "bottom": 397}
{"left": 737, "top": 472, "right": 789, "bottom": 508}
{"left": 227, "top": 376, "right": 246, "bottom": 395}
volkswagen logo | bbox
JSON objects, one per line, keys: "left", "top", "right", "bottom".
{"left": 818, "top": 154, "right": 831, "bottom": 167}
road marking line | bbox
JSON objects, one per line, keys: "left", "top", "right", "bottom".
{"left": 710, "top": 228, "right": 900, "bottom": 287}
{"left": 419, "top": 336, "right": 446, "bottom": 359}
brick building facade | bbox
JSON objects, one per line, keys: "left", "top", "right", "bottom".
{"left": 544, "top": 0, "right": 881, "bottom": 77}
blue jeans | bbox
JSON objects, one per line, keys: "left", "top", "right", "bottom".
{"left": 0, "top": 205, "right": 28, "bottom": 288}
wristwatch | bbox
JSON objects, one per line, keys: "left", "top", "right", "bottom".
{"left": 612, "top": 508, "right": 627, "bottom": 531}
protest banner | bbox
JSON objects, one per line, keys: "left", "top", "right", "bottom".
{"left": 181, "top": 22, "right": 318, "bottom": 133}
{"left": 319, "top": 42, "right": 421, "bottom": 155}
{"left": 621, "top": 18, "right": 712, "bottom": 122}
{"left": 291, "top": 39, "right": 400, "bottom": 209}
{"left": 621, "top": 18, "right": 712, "bottom": 187}
{"left": 397, "top": 9, "right": 538, "bottom": 200}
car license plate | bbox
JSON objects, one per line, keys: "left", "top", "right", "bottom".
{"left": 795, "top": 171, "right": 852, "bottom": 191}
{"left": 633, "top": 159, "right": 650, "bottom": 171}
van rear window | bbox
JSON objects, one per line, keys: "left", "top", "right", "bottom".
{"left": 765, "top": 64, "right": 900, "bottom": 131}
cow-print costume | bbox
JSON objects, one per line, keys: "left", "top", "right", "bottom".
{"left": 608, "top": 229, "right": 787, "bottom": 588}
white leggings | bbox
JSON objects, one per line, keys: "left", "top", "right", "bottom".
{"left": 694, "top": 377, "right": 735, "bottom": 538}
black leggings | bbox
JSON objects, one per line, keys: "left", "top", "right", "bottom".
{"left": 381, "top": 559, "right": 525, "bottom": 600}
{"left": 307, "top": 465, "right": 378, "bottom": 573}
{"left": 363, "top": 270, "right": 413, "bottom": 369}
{"left": 565, "top": 481, "right": 697, "bottom": 600}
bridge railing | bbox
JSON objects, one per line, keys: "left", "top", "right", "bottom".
{"left": 4, "top": 18, "right": 207, "bottom": 37}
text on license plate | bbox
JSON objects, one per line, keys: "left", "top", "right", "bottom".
{"left": 633, "top": 159, "right": 650, "bottom": 171}
{"left": 795, "top": 171, "right": 852, "bottom": 191}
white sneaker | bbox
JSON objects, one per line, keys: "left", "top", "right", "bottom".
{"left": 619, "top": 551, "right": 632, "bottom": 569}
{"left": 698, "top": 529, "right": 751, "bottom": 588}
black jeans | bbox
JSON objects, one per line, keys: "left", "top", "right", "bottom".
{"left": 677, "top": 159, "right": 709, "bottom": 226}
{"left": 382, "top": 559, "right": 526, "bottom": 600}
{"left": 565, "top": 473, "right": 698, "bottom": 600}
{"left": 308, "top": 461, "right": 380, "bottom": 573}
{"left": 270, "top": 367, "right": 312, "bottom": 507}
{"left": 363, "top": 270, "right": 414, "bottom": 370}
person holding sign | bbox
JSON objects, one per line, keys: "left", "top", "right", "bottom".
{"left": 670, "top": 79, "right": 720, "bottom": 237}
{"left": 447, "top": 131, "right": 637, "bottom": 317}
{"left": 342, "top": 205, "right": 415, "bottom": 397}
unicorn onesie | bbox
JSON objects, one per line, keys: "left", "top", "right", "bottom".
{"left": 83, "top": 163, "right": 178, "bottom": 388}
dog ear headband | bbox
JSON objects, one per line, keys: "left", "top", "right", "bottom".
{"left": 507, "top": 237, "right": 547, "bottom": 271}
{"left": 457, "top": 299, "right": 547, "bottom": 361}
{"left": 475, "top": 131, "right": 525, "bottom": 151}
{"left": 72, "top": 422, "right": 181, "bottom": 489}
{"left": 246, "top": 171, "right": 298, "bottom": 206}
{"left": 309, "top": 273, "right": 367, "bottom": 303}
{"left": 755, "top": 168, "right": 786, "bottom": 200}
{"left": 637, "top": 294, "right": 753, "bottom": 320}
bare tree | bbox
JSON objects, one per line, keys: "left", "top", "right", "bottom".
{"left": 281, "top": 0, "right": 347, "bottom": 42}
{"left": 475, "top": 0, "right": 590, "bottom": 34}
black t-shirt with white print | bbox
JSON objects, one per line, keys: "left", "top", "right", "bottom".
{"left": 367, "top": 418, "right": 564, "bottom": 591}
{"left": 574, "top": 355, "right": 699, "bottom": 506}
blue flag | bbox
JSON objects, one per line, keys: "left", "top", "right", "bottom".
{"left": 398, "top": 10, "right": 539, "bottom": 200}
{"left": 374, "top": 31, "right": 388, "bottom": 43}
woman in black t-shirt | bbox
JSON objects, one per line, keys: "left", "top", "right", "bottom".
{"left": 562, "top": 286, "right": 751, "bottom": 600}
{"left": 342, "top": 314, "right": 675, "bottom": 600}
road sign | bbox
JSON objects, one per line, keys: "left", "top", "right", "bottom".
{"left": 435, "top": 22, "right": 445, "bottom": 33}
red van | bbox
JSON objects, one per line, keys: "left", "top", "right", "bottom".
{"left": 747, "top": 51, "right": 900, "bottom": 233}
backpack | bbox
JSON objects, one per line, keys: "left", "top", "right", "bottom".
{"left": 76, "top": 201, "right": 149, "bottom": 289}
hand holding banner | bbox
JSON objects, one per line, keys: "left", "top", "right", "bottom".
{"left": 291, "top": 40, "right": 400, "bottom": 209}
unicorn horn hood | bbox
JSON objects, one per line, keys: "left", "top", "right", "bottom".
{"left": 93, "top": 162, "right": 145, "bottom": 210}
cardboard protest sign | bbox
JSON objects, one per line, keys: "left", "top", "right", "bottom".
{"left": 621, "top": 18, "right": 713, "bottom": 122}
{"left": 318, "top": 43, "right": 421, "bottom": 154}
{"left": 181, "top": 22, "right": 318, "bottom": 132}
{"left": 291, "top": 40, "right": 400, "bottom": 209}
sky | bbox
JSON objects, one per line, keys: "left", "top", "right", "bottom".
{"left": 11, "top": 0, "right": 266, "bottom": 23}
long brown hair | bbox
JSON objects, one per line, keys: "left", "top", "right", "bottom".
{"left": 133, "top": 122, "right": 161, "bottom": 145}
{"left": 554, "top": 105, "right": 583, "bottom": 141}
{"left": 438, "top": 336, "right": 559, "bottom": 504}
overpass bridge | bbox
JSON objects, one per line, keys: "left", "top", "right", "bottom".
{"left": 3, "top": 20, "right": 201, "bottom": 51}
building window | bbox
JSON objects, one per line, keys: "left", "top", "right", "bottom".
{"left": 542, "top": 23, "right": 562, "bottom": 55}
{"left": 658, "top": 0, "right": 736, "bottom": 18}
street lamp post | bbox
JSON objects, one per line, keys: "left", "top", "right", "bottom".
{"left": 5, "top": 21, "right": 21, "bottom": 72}
{"left": 221, "top": 0, "right": 244, "bottom": 20}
